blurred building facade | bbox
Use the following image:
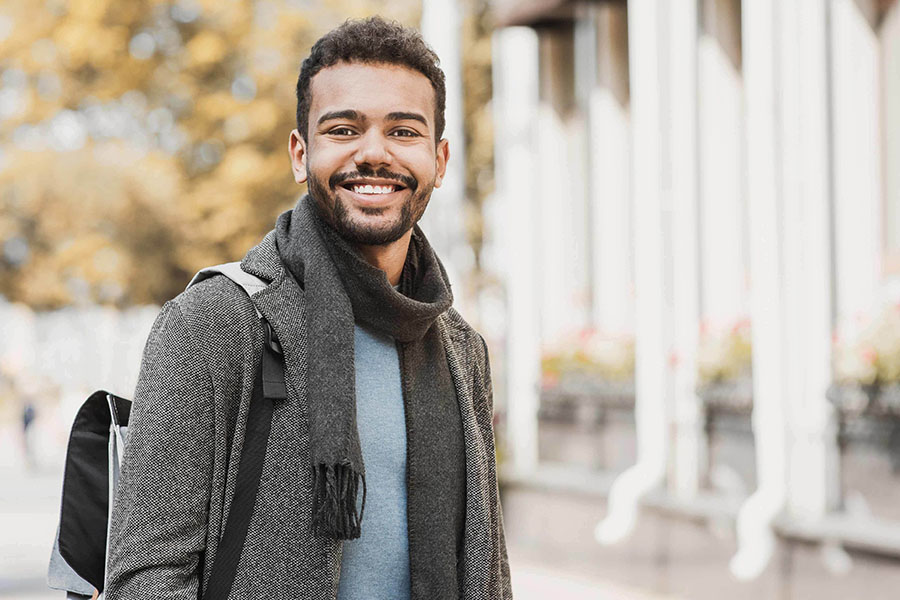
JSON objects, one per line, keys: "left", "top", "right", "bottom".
{"left": 489, "top": 0, "right": 900, "bottom": 590}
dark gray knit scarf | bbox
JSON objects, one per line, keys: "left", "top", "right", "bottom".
{"left": 275, "top": 195, "right": 465, "bottom": 595}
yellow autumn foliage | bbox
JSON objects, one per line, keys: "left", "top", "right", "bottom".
{"left": 195, "top": 92, "right": 243, "bottom": 122}
{"left": 0, "top": 144, "right": 186, "bottom": 306}
{"left": 0, "top": 0, "right": 494, "bottom": 311}
{"left": 67, "top": 0, "right": 113, "bottom": 21}
{"left": 185, "top": 31, "right": 229, "bottom": 70}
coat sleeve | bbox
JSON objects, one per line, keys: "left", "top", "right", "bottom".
{"left": 104, "top": 300, "right": 215, "bottom": 600}
{"left": 477, "top": 334, "right": 513, "bottom": 600}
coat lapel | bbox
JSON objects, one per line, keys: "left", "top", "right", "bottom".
{"left": 438, "top": 316, "right": 493, "bottom": 600}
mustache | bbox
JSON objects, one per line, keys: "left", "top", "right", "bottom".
{"left": 329, "top": 167, "right": 417, "bottom": 192}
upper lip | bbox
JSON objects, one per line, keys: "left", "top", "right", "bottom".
{"left": 340, "top": 178, "right": 406, "bottom": 190}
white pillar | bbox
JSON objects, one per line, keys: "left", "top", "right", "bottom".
{"left": 420, "top": 0, "right": 469, "bottom": 311}
{"left": 597, "top": 0, "right": 671, "bottom": 544}
{"left": 732, "top": 0, "right": 788, "bottom": 580}
{"left": 492, "top": 27, "right": 542, "bottom": 474}
{"left": 733, "top": 0, "right": 839, "bottom": 579}
{"left": 590, "top": 4, "right": 634, "bottom": 336}
{"left": 535, "top": 29, "right": 593, "bottom": 342}
{"left": 576, "top": 4, "right": 599, "bottom": 328}
{"left": 698, "top": 0, "right": 747, "bottom": 328}
{"left": 668, "top": 0, "right": 703, "bottom": 500}
{"left": 885, "top": 4, "right": 900, "bottom": 262}
{"left": 831, "top": 0, "right": 882, "bottom": 330}
{"left": 782, "top": 0, "right": 838, "bottom": 521}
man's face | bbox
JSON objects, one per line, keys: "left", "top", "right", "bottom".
{"left": 289, "top": 62, "right": 449, "bottom": 246}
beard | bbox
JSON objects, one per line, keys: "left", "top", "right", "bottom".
{"left": 307, "top": 165, "right": 434, "bottom": 246}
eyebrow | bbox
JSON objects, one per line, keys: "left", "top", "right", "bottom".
{"left": 385, "top": 111, "right": 429, "bottom": 127}
{"left": 316, "top": 109, "right": 430, "bottom": 129}
{"left": 317, "top": 109, "right": 361, "bottom": 126}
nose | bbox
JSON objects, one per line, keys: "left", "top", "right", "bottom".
{"left": 353, "top": 129, "right": 392, "bottom": 168}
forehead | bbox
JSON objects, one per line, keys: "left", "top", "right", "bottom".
{"left": 309, "top": 62, "right": 436, "bottom": 124}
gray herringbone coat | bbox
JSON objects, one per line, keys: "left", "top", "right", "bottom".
{"left": 104, "top": 231, "right": 512, "bottom": 600}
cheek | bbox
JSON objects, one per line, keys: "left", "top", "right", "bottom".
{"left": 307, "top": 145, "right": 353, "bottom": 173}
{"left": 394, "top": 147, "right": 437, "bottom": 178}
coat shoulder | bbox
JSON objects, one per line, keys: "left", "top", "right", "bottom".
{"left": 167, "top": 274, "right": 263, "bottom": 346}
{"left": 441, "top": 307, "right": 477, "bottom": 340}
{"left": 440, "top": 308, "right": 490, "bottom": 371}
{"left": 171, "top": 275, "right": 256, "bottom": 327}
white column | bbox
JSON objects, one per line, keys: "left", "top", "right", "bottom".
{"left": 831, "top": 0, "right": 882, "bottom": 331}
{"left": 534, "top": 109, "right": 572, "bottom": 341}
{"left": 732, "top": 0, "right": 788, "bottom": 580}
{"left": 782, "top": 0, "right": 837, "bottom": 521}
{"left": 668, "top": 0, "right": 703, "bottom": 500}
{"left": 576, "top": 5, "right": 599, "bottom": 328}
{"left": 596, "top": 0, "right": 671, "bottom": 544}
{"left": 733, "top": 0, "right": 839, "bottom": 579}
{"left": 698, "top": 0, "right": 747, "bottom": 328}
{"left": 590, "top": 4, "right": 634, "bottom": 336}
{"left": 492, "top": 27, "right": 541, "bottom": 474}
{"left": 420, "top": 0, "right": 469, "bottom": 311}
{"left": 885, "top": 4, "right": 900, "bottom": 260}
{"left": 535, "top": 29, "right": 593, "bottom": 342}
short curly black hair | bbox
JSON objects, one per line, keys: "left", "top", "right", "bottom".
{"left": 295, "top": 16, "right": 446, "bottom": 144}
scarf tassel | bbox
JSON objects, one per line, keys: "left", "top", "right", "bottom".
{"left": 311, "top": 462, "right": 366, "bottom": 539}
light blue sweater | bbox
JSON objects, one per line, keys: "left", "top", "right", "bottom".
{"left": 336, "top": 324, "right": 410, "bottom": 600}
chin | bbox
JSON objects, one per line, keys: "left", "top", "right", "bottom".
{"left": 336, "top": 208, "right": 413, "bottom": 246}
{"left": 308, "top": 177, "right": 430, "bottom": 246}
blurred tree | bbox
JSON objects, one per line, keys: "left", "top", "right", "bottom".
{"left": 0, "top": 0, "right": 419, "bottom": 308}
{"left": 460, "top": 0, "right": 494, "bottom": 272}
{"left": 459, "top": 0, "right": 496, "bottom": 315}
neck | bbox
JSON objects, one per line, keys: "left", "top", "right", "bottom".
{"left": 354, "top": 230, "right": 413, "bottom": 286}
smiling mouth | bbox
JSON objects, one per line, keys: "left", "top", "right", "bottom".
{"left": 341, "top": 183, "right": 402, "bottom": 195}
{"left": 339, "top": 180, "right": 407, "bottom": 196}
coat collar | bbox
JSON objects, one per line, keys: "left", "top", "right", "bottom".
{"left": 240, "top": 229, "right": 284, "bottom": 285}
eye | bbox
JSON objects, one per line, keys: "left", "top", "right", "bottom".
{"left": 327, "top": 126, "right": 356, "bottom": 136}
{"left": 390, "top": 128, "right": 421, "bottom": 138}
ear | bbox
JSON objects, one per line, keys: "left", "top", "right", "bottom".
{"left": 289, "top": 129, "right": 308, "bottom": 184}
{"left": 433, "top": 138, "right": 450, "bottom": 188}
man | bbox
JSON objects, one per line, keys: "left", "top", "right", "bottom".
{"left": 104, "top": 16, "right": 512, "bottom": 600}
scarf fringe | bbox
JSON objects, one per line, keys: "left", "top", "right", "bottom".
{"left": 311, "top": 462, "right": 366, "bottom": 539}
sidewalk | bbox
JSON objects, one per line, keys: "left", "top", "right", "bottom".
{"left": 0, "top": 465, "right": 64, "bottom": 600}
{"left": 510, "top": 558, "right": 678, "bottom": 600}
{"left": 0, "top": 461, "right": 671, "bottom": 600}
{"left": 501, "top": 481, "right": 900, "bottom": 600}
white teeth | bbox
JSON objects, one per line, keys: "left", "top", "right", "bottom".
{"left": 351, "top": 184, "right": 395, "bottom": 195}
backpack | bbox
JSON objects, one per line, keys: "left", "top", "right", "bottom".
{"left": 48, "top": 262, "right": 286, "bottom": 599}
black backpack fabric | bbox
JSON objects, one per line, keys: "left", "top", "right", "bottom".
{"left": 57, "top": 391, "right": 131, "bottom": 592}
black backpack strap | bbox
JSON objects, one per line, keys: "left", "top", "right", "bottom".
{"left": 201, "top": 318, "right": 286, "bottom": 600}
